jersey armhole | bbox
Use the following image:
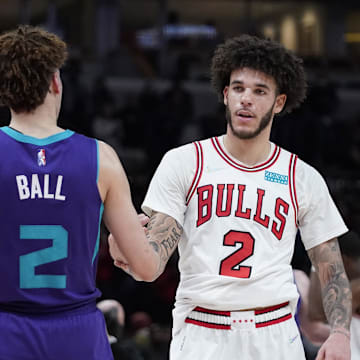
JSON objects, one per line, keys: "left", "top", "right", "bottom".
{"left": 185, "top": 141, "right": 204, "bottom": 206}
{"left": 288, "top": 153, "right": 299, "bottom": 227}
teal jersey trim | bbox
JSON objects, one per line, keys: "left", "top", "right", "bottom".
{"left": 92, "top": 203, "right": 104, "bottom": 265}
{"left": 96, "top": 139, "right": 100, "bottom": 183}
{"left": 0, "top": 126, "right": 74, "bottom": 145}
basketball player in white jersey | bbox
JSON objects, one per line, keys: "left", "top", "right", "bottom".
{"left": 109, "top": 35, "right": 351, "bottom": 359}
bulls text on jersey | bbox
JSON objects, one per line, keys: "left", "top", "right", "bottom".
{"left": 196, "top": 183, "right": 289, "bottom": 240}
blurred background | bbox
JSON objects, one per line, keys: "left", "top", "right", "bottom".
{"left": 1, "top": 1, "right": 360, "bottom": 358}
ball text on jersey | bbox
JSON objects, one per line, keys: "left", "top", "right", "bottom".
{"left": 15, "top": 174, "right": 66, "bottom": 201}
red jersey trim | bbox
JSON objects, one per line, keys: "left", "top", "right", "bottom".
{"left": 288, "top": 154, "right": 299, "bottom": 227}
{"left": 186, "top": 141, "right": 204, "bottom": 205}
{"left": 211, "top": 137, "right": 281, "bottom": 172}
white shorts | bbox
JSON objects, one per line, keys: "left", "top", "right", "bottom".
{"left": 170, "top": 303, "right": 306, "bottom": 360}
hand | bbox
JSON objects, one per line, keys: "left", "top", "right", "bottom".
{"left": 108, "top": 214, "right": 149, "bottom": 264}
{"left": 108, "top": 233, "right": 129, "bottom": 268}
{"left": 315, "top": 330, "right": 350, "bottom": 360}
{"left": 108, "top": 233, "right": 143, "bottom": 280}
{"left": 138, "top": 213, "right": 150, "bottom": 228}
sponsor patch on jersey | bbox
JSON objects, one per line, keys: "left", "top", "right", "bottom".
{"left": 37, "top": 149, "right": 46, "bottom": 166}
{"left": 264, "top": 170, "right": 288, "bottom": 185}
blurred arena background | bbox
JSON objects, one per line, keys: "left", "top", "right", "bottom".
{"left": 1, "top": 1, "right": 360, "bottom": 358}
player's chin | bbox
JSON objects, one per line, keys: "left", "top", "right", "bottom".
{"left": 232, "top": 127, "right": 257, "bottom": 140}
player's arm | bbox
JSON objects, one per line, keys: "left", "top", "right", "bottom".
{"left": 293, "top": 269, "right": 330, "bottom": 345}
{"left": 145, "top": 211, "right": 183, "bottom": 276}
{"left": 109, "top": 211, "right": 182, "bottom": 280}
{"left": 97, "top": 141, "right": 160, "bottom": 282}
{"left": 307, "top": 238, "right": 352, "bottom": 359}
{"left": 111, "top": 145, "right": 190, "bottom": 280}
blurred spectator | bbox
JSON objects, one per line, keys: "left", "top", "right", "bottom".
{"left": 351, "top": 279, "right": 360, "bottom": 359}
{"left": 59, "top": 58, "right": 93, "bottom": 136}
{"left": 129, "top": 312, "right": 171, "bottom": 360}
{"left": 160, "top": 77, "right": 194, "bottom": 148}
{"left": 98, "top": 299, "right": 144, "bottom": 360}
{"left": 92, "top": 96, "right": 123, "bottom": 154}
{"left": 199, "top": 103, "right": 227, "bottom": 140}
{"left": 293, "top": 269, "right": 330, "bottom": 360}
{"left": 295, "top": 231, "right": 360, "bottom": 359}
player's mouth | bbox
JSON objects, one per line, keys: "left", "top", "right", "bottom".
{"left": 235, "top": 110, "right": 255, "bottom": 122}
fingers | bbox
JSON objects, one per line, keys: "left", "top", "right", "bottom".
{"left": 315, "top": 346, "right": 325, "bottom": 360}
{"left": 114, "top": 260, "right": 129, "bottom": 269}
{"left": 108, "top": 233, "right": 127, "bottom": 263}
{"left": 138, "top": 213, "right": 150, "bottom": 227}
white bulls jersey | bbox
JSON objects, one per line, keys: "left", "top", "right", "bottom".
{"left": 142, "top": 135, "right": 348, "bottom": 334}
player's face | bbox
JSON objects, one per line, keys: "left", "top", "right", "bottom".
{"left": 223, "top": 67, "right": 286, "bottom": 140}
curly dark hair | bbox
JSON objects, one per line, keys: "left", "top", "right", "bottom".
{"left": 211, "top": 34, "right": 307, "bottom": 115}
{"left": 0, "top": 25, "right": 67, "bottom": 113}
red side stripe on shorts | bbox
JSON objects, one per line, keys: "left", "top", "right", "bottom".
{"left": 185, "top": 318, "right": 231, "bottom": 330}
{"left": 254, "top": 301, "right": 289, "bottom": 315}
{"left": 255, "top": 313, "right": 292, "bottom": 328}
{"left": 194, "top": 306, "right": 231, "bottom": 316}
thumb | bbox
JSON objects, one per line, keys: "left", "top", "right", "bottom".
{"left": 138, "top": 213, "right": 150, "bottom": 227}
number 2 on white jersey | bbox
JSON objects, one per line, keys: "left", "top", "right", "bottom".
{"left": 219, "top": 230, "right": 254, "bottom": 278}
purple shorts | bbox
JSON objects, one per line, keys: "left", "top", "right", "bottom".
{"left": 0, "top": 308, "right": 114, "bottom": 360}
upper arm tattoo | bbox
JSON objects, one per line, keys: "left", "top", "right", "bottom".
{"left": 146, "top": 211, "right": 183, "bottom": 275}
{"left": 307, "top": 238, "right": 352, "bottom": 332}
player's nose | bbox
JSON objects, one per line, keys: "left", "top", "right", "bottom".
{"left": 240, "top": 89, "right": 253, "bottom": 106}
{"left": 240, "top": 88, "right": 253, "bottom": 106}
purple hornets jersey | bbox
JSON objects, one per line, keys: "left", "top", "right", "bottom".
{"left": 0, "top": 126, "right": 103, "bottom": 314}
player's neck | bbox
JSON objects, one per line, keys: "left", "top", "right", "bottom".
{"left": 9, "top": 102, "right": 63, "bottom": 138}
{"left": 223, "top": 130, "right": 272, "bottom": 167}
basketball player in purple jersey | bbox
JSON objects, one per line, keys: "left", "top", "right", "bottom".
{"left": 110, "top": 35, "right": 352, "bottom": 359}
{"left": 0, "top": 26, "right": 160, "bottom": 359}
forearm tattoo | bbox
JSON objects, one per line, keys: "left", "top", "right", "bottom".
{"left": 308, "top": 238, "right": 352, "bottom": 332}
{"left": 146, "top": 212, "right": 183, "bottom": 275}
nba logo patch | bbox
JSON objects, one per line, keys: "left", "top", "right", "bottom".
{"left": 37, "top": 149, "right": 46, "bottom": 166}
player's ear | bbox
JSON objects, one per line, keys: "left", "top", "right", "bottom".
{"left": 50, "top": 70, "right": 61, "bottom": 94}
{"left": 274, "top": 94, "right": 287, "bottom": 114}
{"left": 223, "top": 86, "right": 229, "bottom": 106}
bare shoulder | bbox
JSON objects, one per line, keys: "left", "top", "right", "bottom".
{"left": 98, "top": 140, "right": 122, "bottom": 169}
{"left": 97, "top": 140, "right": 128, "bottom": 202}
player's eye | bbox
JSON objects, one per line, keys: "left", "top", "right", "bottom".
{"left": 255, "top": 89, "right": 266, "bottom": 95}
